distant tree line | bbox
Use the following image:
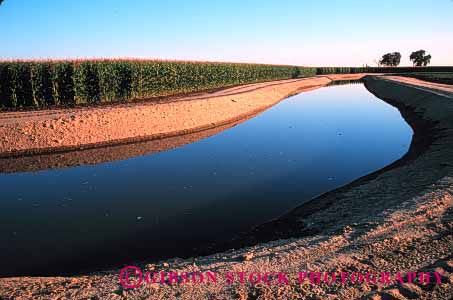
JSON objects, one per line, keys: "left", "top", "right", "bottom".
{"left": 379, "top": 50, "right": 432, "bottom": 67}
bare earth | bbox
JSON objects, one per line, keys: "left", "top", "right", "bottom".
{"left": 0, "top": 77, "right": 337, "bottom": 157}
{"left": 0, "top": 75, "right": 452, "bottom": 300}
{"left": 383, "top": 76, "right": 453, "bottom": 98}
{"left": 0, "top": 115, "right": 258, "bottom": 173}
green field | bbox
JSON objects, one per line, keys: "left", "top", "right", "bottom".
{"left": 0, "top": 60, "right": 318, "bottom": 108}
{"left": 1, "top": 60, "right": 452, "bottom": 109}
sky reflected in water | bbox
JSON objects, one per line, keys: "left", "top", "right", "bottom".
{"left": 0, "top": 83, "right": 413, "bottom": 276}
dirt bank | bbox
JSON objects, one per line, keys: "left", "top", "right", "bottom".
{"left": 383, "top": 75, "right": 453, "bottom": 98}
{"left": 0, "top": 114, "right": 257, "bottom": 173}
{"left": 0, "top": 75, "right": 452, "bottom": 300}
{"left": 0, "top": 76, "right": 351, "bottom": 157}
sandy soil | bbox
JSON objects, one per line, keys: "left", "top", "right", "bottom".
{"left": 0, "top": 75, "right": 452, "bottom": 300}
{"left": 382, "top": 75, "right": 453, "bottom": 98}
{"left": 0, "top": 76, "right": 347, "bottom": 157}
{"left": 0, "top": 114, "right": 257, "bottom": 173}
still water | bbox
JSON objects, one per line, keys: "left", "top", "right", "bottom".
{"left": 0, "top": 82, "right": 412, "bottom": 276}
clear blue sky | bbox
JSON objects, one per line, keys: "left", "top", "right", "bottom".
{"left": 1, "top": 0, "right": 452, "bottom": 66}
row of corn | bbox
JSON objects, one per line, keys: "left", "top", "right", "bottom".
{"left": 0, "top": 60, "right": 316, "bottom": 108}
{"left": 1, "top": 60, "right": 451, "bottom": 108}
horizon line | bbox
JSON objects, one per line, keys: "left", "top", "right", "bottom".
{"left": 0, "top": 56, "right": 451, "bottom": 68}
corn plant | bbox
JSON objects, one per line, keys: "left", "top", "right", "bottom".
{"left": 1, "top": 59, "right": 452, "bottom": 109}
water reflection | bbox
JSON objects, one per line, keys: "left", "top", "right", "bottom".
{"left": 0, "top": 117, "right": 255, "bottom": 173}
{"left": 0, "top": 83, "right": 413, "bottom": 276}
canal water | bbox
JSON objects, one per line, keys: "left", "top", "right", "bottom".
{"left": 0, "top": 82, "right": 413, "bottom": 276}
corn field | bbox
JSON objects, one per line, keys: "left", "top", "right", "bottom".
{"left": 1, "top": 59, "right": 452, "bottom": 108}
{"left": 0, "top": 60, "right": 317, "bottom": 108}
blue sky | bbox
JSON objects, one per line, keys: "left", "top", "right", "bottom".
{"left": 1, "top": 0, "right": 452, "bottom": 66}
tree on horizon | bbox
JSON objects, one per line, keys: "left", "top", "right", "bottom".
{"left": 410, "top": 50, "right": 432, "bottom": 67}
{"left": 379, "top": 52, "right": 401, "bottom": 67}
